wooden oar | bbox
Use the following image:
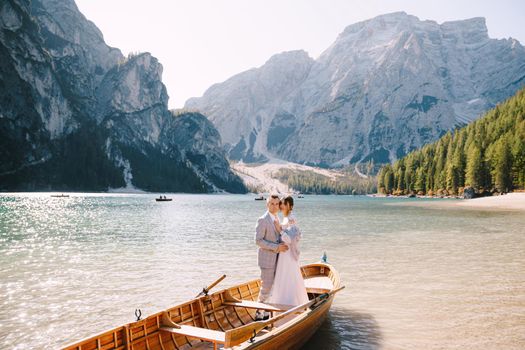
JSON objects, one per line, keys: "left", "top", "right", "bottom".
{"left": 196, "top": 274, "right": 227, "bottom": 297}
{"left": 224, "top": 286, "right": 345, "bottom": 347}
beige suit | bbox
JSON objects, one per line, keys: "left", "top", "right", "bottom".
{"left": 255, "top": 211, "right": 281, "bottom": 302}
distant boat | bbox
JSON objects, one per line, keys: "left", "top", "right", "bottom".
{"left": 156, "top": 196, "right": 172, "bottom": 202}
{"left": 254, "top": 195, "right": 265, "bottom": 201}
{"left": 298, "top": 194, "right": 304, "bottom": 198}
{"left": 51, "top": 194, "right": 69, "bottom": 198}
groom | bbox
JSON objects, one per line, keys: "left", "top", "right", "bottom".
{"left": 254, "top": 194, "right": 288, "bottom": 320}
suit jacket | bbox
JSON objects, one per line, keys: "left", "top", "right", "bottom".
{"left": 255, "top": 211, "right": 281, "bottom": 268}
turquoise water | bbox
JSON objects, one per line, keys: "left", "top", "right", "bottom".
{"left": 0, "top": 194, "right": 524, "bottom": 349}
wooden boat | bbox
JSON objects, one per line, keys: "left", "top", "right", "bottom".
{"left": 254, "top": 195, "right": 265, "bottom": 201}
{"left": 62, "top": 262, "right": 343, "bottom": 350}
{"left": 156, "top": 198, "right": 173, "bottom": 202}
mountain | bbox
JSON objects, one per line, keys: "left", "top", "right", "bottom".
{"left": 186, "top": 12, "right": 525, "bottom": 167}
{"left": 378, "top": 87, "right": 525, "bottom": 195}
{"left": 0, "top": 0, "right": 246, "bottom": 193}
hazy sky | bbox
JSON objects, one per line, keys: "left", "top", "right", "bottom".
{"left": 75, "top": 0, "right": 525, "bottom": 109}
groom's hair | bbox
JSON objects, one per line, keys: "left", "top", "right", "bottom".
{"left": 283, "top": 195, "right": 294, "bottom": 209}
{"left": 267, "top": 193, "right": 280, "bottom": 203}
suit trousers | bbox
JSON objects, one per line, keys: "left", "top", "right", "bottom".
{"left": 257, "top": 265, "right": 277, "bottom": 303}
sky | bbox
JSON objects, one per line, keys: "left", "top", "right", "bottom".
{"left": 75, "top": 0, "right": 525, "bottom": 109}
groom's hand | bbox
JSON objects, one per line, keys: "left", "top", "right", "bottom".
{"left": 277, "top": 243, "right": 288, "bottom": 253}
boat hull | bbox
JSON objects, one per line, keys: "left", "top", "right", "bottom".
{"left": 241, "top": 297, "right": 333, "bottom": 349}
{"left": 62, "top": 263, "right": 341, "bottom": 350}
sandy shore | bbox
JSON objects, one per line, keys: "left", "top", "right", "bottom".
{"left": 396, "top": 193, "right": 525, "bottom": 211}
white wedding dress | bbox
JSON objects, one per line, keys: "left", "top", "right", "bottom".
{"left": 268, "top": 213, "right": 309, "bottom": 306}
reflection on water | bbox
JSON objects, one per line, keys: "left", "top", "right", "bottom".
{"left": 304, "top": 308, "right": 382, "bottom": 350}
{"left": 0, "top": 194, "right": 524, "bottom": 349}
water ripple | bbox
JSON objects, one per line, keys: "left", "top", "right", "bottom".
{"left": 1, "top": 194, "right": 524, "bottom": 349}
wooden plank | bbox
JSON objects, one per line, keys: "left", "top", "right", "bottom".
{"left": 130, "top": 329, "right": 145, "bottom": 340}
{"left": 246, "top": 283, "right": 254, "bottom": 299}
{"left": 123, "top": 325, "right": 130, "bottom": 349}
{"left": 189, "top": 303, "right": 196, "bottom": 326}
{"left": 160, "top": 326, "right": 225, "bottom": 344}
{"left": 305, "top": 287, "right": 331, "bottom": 294}
{"left": 169, "top": 333, "right": 180, "bottom": 350}
{"left": 223, "top": 300, "right": 285, "bottom": 312}
{"left": 101, "top": 342, "right": 118, "bottom": 350}
{"left": 304, "top": 276, "right": 333, "bottom": 291}
{"left": 211, "top": 310, "right": 226, "bottom": 331}
{"left": 217, "top": 296, "right": 235, "bottom": 329}
{"left": 98, "top": 333, "right": 115, "bottom": 347}
{"left": 168, "top": 308, "right": 181, "bottom": 317}
{"left": 157, "top": 333, "right": 166, "bottom": 350}
{"left": 234, "top": 307, "right": 255, "bottom": 324}
{"left": 196, "top": 300, "right": 206, "bottom": 328}
{"left": 145, "top": 334, "right": 159, "bottom": 349}
{"left": 223, "top": 307, "right": 243, "bottom": 328}
{"left": 241, "top": 290, "right": 252, "bottom": 299}
{"left": 229, "top": 305, "right": 248, "bottom": 326}
{"left": 62, "top": 327, "right": 127, "bottom": 350}
{"left": 204, "top": 316, "right": 220, "bottom": 332}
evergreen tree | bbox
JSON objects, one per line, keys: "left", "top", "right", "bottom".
{"left": 446, "top": 163, "right": 459, "bottom": 195}
{"left": 512, "top": 133, "right": 525, "bottom": 189}
{"left": 452, "top": 137, "right": 466, "bottom": 187}
{"left": 434, "top": 138, "right": 448, "bottom": 191}
{"left": 465, "top": 143, "right": 482, "bottom": 190}
{"left": 377, "top": 167, "right": 385, "bottom": 193}
{"left": 384, "top": 166, "right": 394, "bottom": 194}
{"left": 377, "top": 87, "right": 525, "bottom": 195}
{"left": 493, "top": 138, "right": 513, "bottom": 192}
{"left": 415, "top": 167, "right": 426, "bottom": 193}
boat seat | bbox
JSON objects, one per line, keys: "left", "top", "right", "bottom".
{"left": 304, "top": 276, "right": 333, "bottom": 295}
{"left": 160, "top": 325, "right": 225, "bottom": 343}
{"left": 160, "top": 312, "right": 225, "bottom": 350}
{"left": 306, "top": 287, "right": 331, "bottom": 294}
{"left": 223, "top": 299, "right": 286, "bottom": 312}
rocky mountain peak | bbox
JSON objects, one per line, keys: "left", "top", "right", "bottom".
{"left": 187, "top": 13, "right": 525, "bottom": 167}
{"left": 265, "top": 50, "right": 312, "bottom": 66}
{"left": 97, "top": 52, "right": 168, "bottom": 119}
{"left": 0, "top": 0, "right": 246, "bottom": 193}
{"left": 441, "top": 17, "right": 488, "bottom": 40}
{"left": 335, "top": 12, "right": 421, "bottom": 43}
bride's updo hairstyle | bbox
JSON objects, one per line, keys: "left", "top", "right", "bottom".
{"left": 283, "top": 195, "right": 294, "bottom": 210}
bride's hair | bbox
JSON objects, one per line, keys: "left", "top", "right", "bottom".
{"left": 283, "top": 195, "right": 294, "bottom": 210}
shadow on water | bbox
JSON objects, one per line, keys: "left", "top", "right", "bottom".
{"left": 302, "top": 307, "right": 382, "bottom": 350}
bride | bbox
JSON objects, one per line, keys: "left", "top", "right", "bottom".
{"left": 268, "top": 195, "right": 309, "bottom": 306}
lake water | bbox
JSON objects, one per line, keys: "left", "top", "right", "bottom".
{"left": 0, "top": 193, "right": 524, "bottom": 349}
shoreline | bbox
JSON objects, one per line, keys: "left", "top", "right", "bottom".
{"left": 390, "top": 192, "right": 525, "bottom": 211}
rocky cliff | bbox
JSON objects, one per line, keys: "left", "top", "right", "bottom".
{"left": 186, "top": 12, "right": 525, "bottom": 166}
{"left": 0, "top": 0, "right": 246, "bottom": 192}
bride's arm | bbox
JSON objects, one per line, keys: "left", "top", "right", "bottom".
{"left": 280, "top": 230, "right": 292, "bottom": 244}
{"left": 287, "top": 213, "right": 297, "bottom": 226}
{"left": 289, "top": 227, "right": 302, "bottom": 261}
